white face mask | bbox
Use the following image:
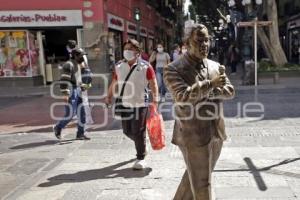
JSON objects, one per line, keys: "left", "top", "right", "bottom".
{"left": 123, "top": 50, "right": 135, "bottom": 61}
{"left": 157, "top": 47, "right": 163, "bottom": 53}
{"left": 182, "top": 49, "right": 188, "bottom": 54}
{"left": 66, "top": 46, "right": 72, "bottom": 53}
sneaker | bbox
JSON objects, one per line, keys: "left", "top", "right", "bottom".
{"left": 132, "top": 159, "right": 147, "bottom": 170}
{"left": 76, "top": 135, "right": 91, "bottom": 140}
{"left": 53, "top": 126, "right": 61, "bottom": 140}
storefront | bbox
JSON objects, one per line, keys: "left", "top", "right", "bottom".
{"left": 148, "top": 30, "right": 155, "bottom": 53}
{"left": 126, "top": 21, "right": 137, "bottom": 40}
{"left": 140, "top": 27, "right": 147, "bottom": 53}
{"left": 0, "top": 10, "right": 83, "bottom": 85}
{"left": 0, "top": 30, "right": 40, "bottom": 77}
{"left": 287, "top": 15, "right": 300, "bottom": 64}
{"left": 107, "top": 13, "right": 124, "bottom": 62}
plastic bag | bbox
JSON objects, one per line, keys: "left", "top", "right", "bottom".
{"left": 146, "top": 105, "right": 165, "bottom": 150}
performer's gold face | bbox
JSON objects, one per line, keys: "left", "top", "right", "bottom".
{"left": 189, "top": 28, "right": 210, "bottom": 59}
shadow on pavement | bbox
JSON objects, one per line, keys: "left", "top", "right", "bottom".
{"left": 214, "top": 157, "right": 300, "bottom": 191}
{"left": 24, "top": 126, "right": 54, "bottom": 133}
{"left": 10, "top": 139, "right": 75, "bottom": 150}
{"left": 38, "top": 159, "right": 152, "bottom": 187}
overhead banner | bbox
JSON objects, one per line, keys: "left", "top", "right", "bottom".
{"left": 0, "top": 10, "right": 83, "bottom": 27}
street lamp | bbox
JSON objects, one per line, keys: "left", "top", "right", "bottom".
{"left": 134, "top": 7, "right": 141, "bottom": 41}
{"left": 134, "top": 8, "right": 141, "bottom": 21}
{"left": 255, "top": 0, "right": 262, "bottom": 5}
{"left": 242, "top": 0, "right": 251, "bottom": 6}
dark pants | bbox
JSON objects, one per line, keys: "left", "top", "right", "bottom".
{"left": 56, "top": 87, "right": 86, "bottom": 136}
{"left": 173, "top": 137, "right": 223, "bottom": 200}
{"left": 121, "top": 107, "right": 148, "bottom": 160}
{"left": 230, "top": 61, "right": 238, "bottom": 73}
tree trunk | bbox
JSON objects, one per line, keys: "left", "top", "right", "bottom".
{"left": 257, "top": 0, "right": 287, "bottom": 66}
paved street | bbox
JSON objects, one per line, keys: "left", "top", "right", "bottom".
{"left": 0, "top": 85, "right": 300, "bottom": 200}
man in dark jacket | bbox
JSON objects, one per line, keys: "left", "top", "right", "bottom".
{"left": 53, "top": 48, "right": 90, "bottom": 140}
{"left": 164, "top": 24, "right": 235, "bottom": 199}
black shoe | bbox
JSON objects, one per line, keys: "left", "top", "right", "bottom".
{"left": 76, "top": 135, "right": 91, "bottom": 140}
{"left": 53, "top": 126, "right": 61, "bottom": 140}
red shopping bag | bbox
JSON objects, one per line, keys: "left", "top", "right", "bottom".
{"left": 146, "top": 105, "right": 166, "bottom": 150}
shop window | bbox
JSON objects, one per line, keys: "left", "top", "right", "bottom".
{"left": 0, "top": 30, "right": 40, "bottom": 77}
{"left": 108, "top": 30, "right": 123, "bottom": 62}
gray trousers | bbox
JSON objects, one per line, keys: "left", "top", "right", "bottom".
{"left": 173, "top": 137, "right": 223, "bottom": 200}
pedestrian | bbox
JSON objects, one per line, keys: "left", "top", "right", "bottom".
{"left": 105, "top": 39, "right": 159, "bottom": 170}
{"left": 172, "top": 44, "right": 181, "bottom": 61}
{"left": 53, "top": 48, "right": 91, "bottom": 140}
{"left": 181, "top": 43, "right": 188, "bottom": 55}
{"left": 227, "top": 42, "right": 240, "bottom": 75}
{"left": 164, "top": 24, "right": 235, "bottom": 199}
{"left": 141, "top": 50, "right": 150, "bottom": 61}
{"left": 66, "top": 40, "right": 94, "bottom": 125}
{"left": 149, "top": 43, "right": 170, "bottom": 102}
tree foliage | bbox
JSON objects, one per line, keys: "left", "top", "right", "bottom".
{"left": 190, "top": 0, "right": 288, "bottom": 66}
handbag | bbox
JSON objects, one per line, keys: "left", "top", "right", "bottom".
{"left": 114, "top": 64, "right": 137, "bottom": 116}
{"left": 146, "top": 105, "right": 166, "bottom": 150}
{"left": 81, "top": 67, "right": 92, "bottom": 90}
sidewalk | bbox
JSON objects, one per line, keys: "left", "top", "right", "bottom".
{"left": 0, "top": 85, "right": 105, "bottom": 98}
{"left": 0, "top": 73, "right": 300, "bottom": 98}
{"left": 0, "top": 73, "right": 300, "bottom": 199}
{"left": 0, "top": 119, "right": 299, "bottom": 200}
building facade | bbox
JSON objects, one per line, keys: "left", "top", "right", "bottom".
{"left": 286, "top": 14, "right": 300, "bottom": 64}
{"left": 0, "top": 0, "right": 183, "bottom": 87}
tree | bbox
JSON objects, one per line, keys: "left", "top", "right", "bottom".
{"left": 256, "top": 0, "right": 287, "bottom": 66}
{"left": 190, "top": 0, "right": 227, "bottom": 30}
{"left": 190, "top": 0, "right": 288, "bottom": 66}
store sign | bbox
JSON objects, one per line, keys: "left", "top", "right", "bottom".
{"left": 0, "top": 10, "right": 83, "bottom": 27}
{"left": 148, "top": 30, "right": 154, "bottom": 39}
{"left": 140, "top": 27, "right": 147, "bottom": 37}
{"left": 127, "top": 21, "right": 137, "bottom": 35}
{"left": 288, "top": 19, "right": 300, "bottom": 29}
{"left": 107, "top": 13, "right": 124, "bottom": 31}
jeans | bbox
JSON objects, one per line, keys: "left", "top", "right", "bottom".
{"left": 56, "top": 87, "right": 86, "bottom": 136}
{"left": 121, "top": 107, "right": 148, "bottom": 160}
{"left": 156, "top": 68, "right": 166, "bottom": 97}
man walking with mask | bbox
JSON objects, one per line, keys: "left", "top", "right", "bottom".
{"left": 66, "top": 40, "right": 93, "bottom": 125}
{"left": 105, "top": 39, "right": 159, "bottom": 170}
{"left": 164, "top": 24, "right": 235, "bottom": 199}
{"left": 53, "top": 48, "right": 90, "bottom": 140}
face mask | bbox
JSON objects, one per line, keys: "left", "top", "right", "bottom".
{"left": 157, "top": 47, "right": 163, "bottom": 53}
{"left": 123, "top": 50, "right": 135, "bottom": 61}
{"left": 182, "top": 49, "right": 187, "bottom": 54}
{"left": 66, "top": 46, "right": 72, "bottom": 53}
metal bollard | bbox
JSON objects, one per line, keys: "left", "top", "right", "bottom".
{"left": 273, "top": 72, "right": 279, "bottom": 84}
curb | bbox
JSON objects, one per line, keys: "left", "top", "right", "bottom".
{"left": 0, "top": 92, "right": 49, "bottom": 98}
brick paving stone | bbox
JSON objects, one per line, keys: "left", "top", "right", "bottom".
{"left": 1, "top": 85, "right": 300, "bottom": 199}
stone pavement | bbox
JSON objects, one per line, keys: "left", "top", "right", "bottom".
{"left": 0, "top": 117, "right": 299, "bottom": 200}
{"left": 0, "top": 72, "right": 300, "bottom": 199}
